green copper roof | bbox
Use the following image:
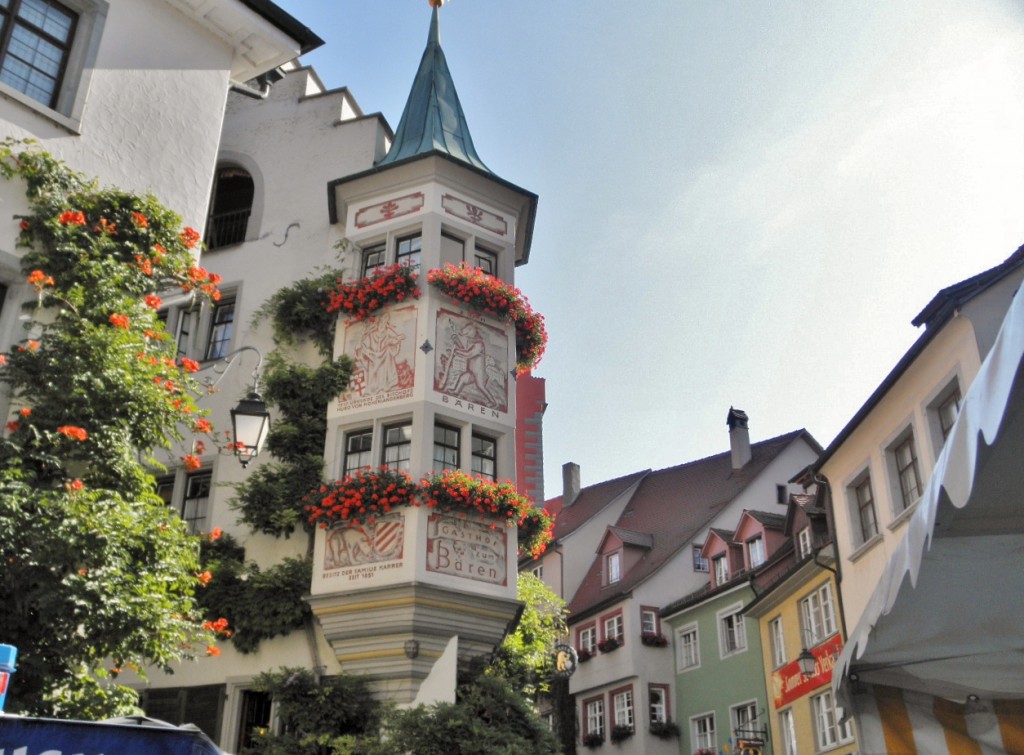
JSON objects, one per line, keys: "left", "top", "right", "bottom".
{"left": 376, "top": 7, "right": 490, "bottom": 172}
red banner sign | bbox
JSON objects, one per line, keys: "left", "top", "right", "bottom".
{"left": 771, "top": 634, "right": 843, "bottom": 708}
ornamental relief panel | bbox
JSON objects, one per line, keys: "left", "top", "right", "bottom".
{"left": 338, "top": 305, "right": 417, "bottom": 411}
{"left": 433, "top": 308, "right": 508, "bottom": 413}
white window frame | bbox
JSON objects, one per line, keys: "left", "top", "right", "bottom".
{"left": 640, "top": 608, "right": 658, "bottom": 635}
{"left": 713, "top": 554, "right": 729, "bottom": 585}
{"left": 612, "top": 687, "right": 634, "bottom": 729}
{"left": 690, "top": 711, "right": 716, "bottom": 752}
{"left": 577, "top": 623, "right": 596, "bottom": 654}
{"left": 602, "top": 611, "right": 623, "bottom": 642}
{"left": 648, "top": 684, "right": 669, "bottom": 724}
{"left": 769, "top": 616, "right": 786, "bottom": 667}
{"left": 606, "top": 550, "right": 622, "bottom": 583}
{"left": 693, "top": 544, "right": 709, "bottom": 572}
{"left": 731, "top": 700, "right": 758, "bottom": 739}
{"left": 717, "top": 601, "right": 747, "bottom": 658}
{"left": 747, "top": 536, "right": 766, "bottom": 568}
{"left": 585, "top": 696, "right": 605, "bottom": 739}
{"left": 800, "top": 583, "right": 838, "bottom": 647}
{"left": 798, "top": 526, "right": 813, "bottom": 559}
{"left": 778, "top": 708, "right": 798, "bottom": 755}
{"left": 811, "top": 689, "right": 854, "bottom": 749}
{"left": 530, "top": 563, "right": 543, "bottom": 580}
{"left": 676, "top": 623, "right": 700, "bottom": 672}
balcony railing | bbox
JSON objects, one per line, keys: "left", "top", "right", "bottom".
{"left": 204, "top": 208, "right": 250, "bottom": 250}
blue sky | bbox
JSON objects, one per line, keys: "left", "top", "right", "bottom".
{"left": 277, "top": 0, "right": 1024, "bottom": 496}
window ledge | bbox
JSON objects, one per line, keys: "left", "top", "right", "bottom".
{"left": 848, "top": 533, "right": 883, "bottom": 563}
{"left": 887, "top": 498, "right": 920, "bottom": 531}
{"left": 0, "top": 84, "right": 82, "bottom": 134}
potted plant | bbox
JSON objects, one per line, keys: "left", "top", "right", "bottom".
{"left": 577, "top": 647, "right": 593, "bottom": 662}
{"left": 597, "top": 636, "right": 621, "bottom": 653}
{"left": 582, "top": 732, "right": 604, "bottom": 749}
{"left": 640, "top": 631, "right": 669, "bottom": 647}
{"left": 649, "top": 720, "right": 681, "bottom": 739}
{"left": 610, "top": 725, "right": 634, "bottom": 743}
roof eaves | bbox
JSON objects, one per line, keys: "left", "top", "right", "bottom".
{"left": 239, "top": 0, "right": 324, "bottom": 54}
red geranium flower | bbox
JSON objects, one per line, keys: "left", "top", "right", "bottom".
{"left": 182, "top": 454, "right": 201, "bottom": 472}
{"left": 57, "top": 425, "right": 88, "bottom": 441}
{"left": 131, "top": 212, "right": 149, "bottom": 228}
{"left": 180, "top": 227, "right": 201, "bottom": 249}
{"left": 58, "top": 210, "right": 86, "bottom": 226}
{"left": 145, "top": 294, "right": 162, "bottom": 309}
{"left": 108, "top": 313, "right": 130, "bottom": 330}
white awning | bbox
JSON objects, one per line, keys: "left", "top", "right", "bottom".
{"left": 835, "top": 281, "right": 1024, "bottom": 705}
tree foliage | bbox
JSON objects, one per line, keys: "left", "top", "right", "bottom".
{"left": 0, "top": 140, "right": 222, "bottom": 716}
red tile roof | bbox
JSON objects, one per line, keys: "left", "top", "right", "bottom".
{"left": 548, "top": 470, "right": 650, "bottom": 542}
{"left": 565, "top": 430, "right": 814, "bottom": 620}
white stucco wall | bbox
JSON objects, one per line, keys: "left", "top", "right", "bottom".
{"left": 0, "top": 0, "right": 235, "bottom": 231}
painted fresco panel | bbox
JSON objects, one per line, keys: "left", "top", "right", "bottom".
{"left": 320, "top": 513, "right": 406, "bottom": 584}
{"left": 339, "top": 306, "right": 417, "bottom": 411}
{"left": 433, "top": 309, "right": 508, "bottom": 413}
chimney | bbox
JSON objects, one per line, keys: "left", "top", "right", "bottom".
{"left": 562, "top": 462, "right": 580, "bottom": 506}
{"left": 727, "top": 407, "right": 751, "bottom": 470}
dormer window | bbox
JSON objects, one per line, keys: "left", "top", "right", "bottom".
{"left": 607, "top": 551, "right": 622, "bottom": 583}
{"left": 747, "top": 536, "right": 765, "bottom": 568}
{"left": 713, "top": 554, "right": 729, "bottom": 586}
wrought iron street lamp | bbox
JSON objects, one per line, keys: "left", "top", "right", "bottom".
{"left": 198, "top": 345, "right": 271, "bottom": 467}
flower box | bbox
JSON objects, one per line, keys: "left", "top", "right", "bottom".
{"left": 576, "top": 647, "right": 593, "bottom": 662}
{"left": 640, "top": 632, "right": 669, "bottom": 647}
{"left": 610, "top": 725, "right": 634, "bottom": 743}
{"left": 649, "top": 720, "right": 681, "bottom": 739}
{"left": 427, "top": 263, "right": 547, "bottom": 373}
{"left": 597, "top": 636, "right": 621, "bottom": 653}
{"left": 581, "top": 732, "right": 604, "bottom": 749}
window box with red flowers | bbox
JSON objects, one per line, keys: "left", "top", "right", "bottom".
{"left": 426, "top": 263, "right": 547, "bottom": 374}
{"left": 581, "top": 733, "right": 604, "bottom": 749}
{"left": 304, "top": 468, "right": 555, "bottom": 559}
{"left": 597, "top": 636, "right": 621, "bottom": 653}
{"left": 576, "top": 647, "right": 593, "bottom": 663}
{"left": 325, "top": 263, "right": 420, "bottom": 323}
{"left": 640, "top": 632, "right": 669, "bottom": 647}
{"left": 610, "top": 725, "right": 634, "bottom": 744}
{"left": 649, "top": 721, "right": 681, "bottom": 740}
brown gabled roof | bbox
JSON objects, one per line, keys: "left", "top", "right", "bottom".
{"left": 708, "top": 528, "right": 737, "bottom": 545}
{"left": 746, "top": 510, "right": 787, "bottom": 529}
{"left": 607, "top": 526, "right": 654, "bottom": 549}
{"left": 566, "top": 430, "right": 816, "bottom": 620}
{"left": 549, "top": 470, "right": 650, "bottom": 542}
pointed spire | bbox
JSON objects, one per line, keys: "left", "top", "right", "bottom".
{"left": 376, "top": 5, "right": 490, "bottom": 173}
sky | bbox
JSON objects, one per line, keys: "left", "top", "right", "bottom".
{"left": 276, "top": 0, "right": 1024, "bottom": 497}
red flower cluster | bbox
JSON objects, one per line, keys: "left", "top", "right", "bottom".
{"left": 197, "top": 570, "right": 213, "bottom": 585}
{"left": 93, "top": 218, "right": 117, "bottom": 235}
{"left": 26, "top": 270, "right": 54, "bottom": 289}
{"left": 304, "top": 466, "right": 416, "bottom": 529}
{"left": 144, "top": 294, "right": 162, "bottom": 309}
{"left": 202, "top": 617, "right": 230, "bottom": 636}
{"left": 57, "top": 425, "right": 88, "bottom": 441}
{"left": 420, "top": 469, "right": 555, "bottom": 558}
{"left": 326, "top": 264, "right": 420, "bottom": 322}
{"left": 131, "top": 212, "right": 149, "bottom": 228}
{"left": 180, "top": 226, "right": 201, "bottom": 249}
{"left": 182, "top": 454, "right": 201, "bottom": 472}
{"left": 108, "top": 313, "right": 130, "bottom": 330}
{"left": 58, "top": 210, "right": 86, "bottom": 226}
{"left": 180, "top": 357, "right": 200, "bottom": 373}
{"left": 304, "top": 468, "right": 555, "bottom": 558}
{"left": 183, "top": 265, "right": 222, "bottom": 300}
{"left": 427, "top": 263, "right": 547, "bottom": 373}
